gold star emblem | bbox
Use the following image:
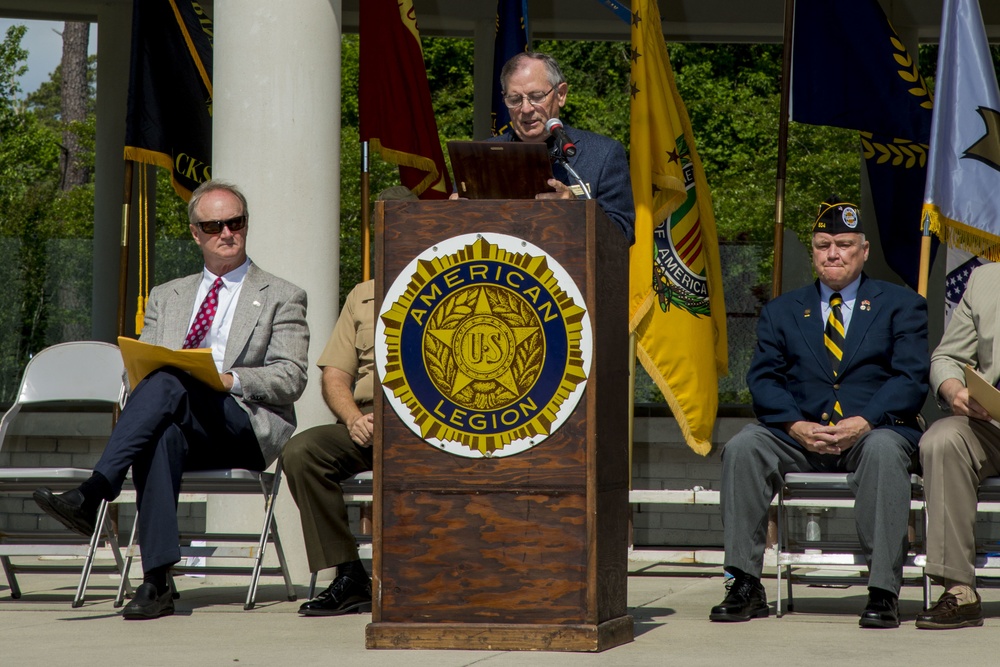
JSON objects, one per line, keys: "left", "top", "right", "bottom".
{"left": 427, "top": 288, "right": 539, "bottom": 399}
{"left": 965, "top": 106, "right": 1000, "bottom": 172}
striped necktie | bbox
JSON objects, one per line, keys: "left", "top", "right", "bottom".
{"left": 824, "top": 292, "right": 845, "bottom": 423}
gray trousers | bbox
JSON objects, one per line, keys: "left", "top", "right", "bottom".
{"left": 920, "top": 416, "right": 1000, "bottom": 586}
{"left": 280, "top": 424, "right": 373, "bottom": 573}
{"left": 721, "top": 423, "right": 916, "bottom": 593}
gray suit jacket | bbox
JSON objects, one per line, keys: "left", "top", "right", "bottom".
{"left": 138, "top": 262, "right": 310, "bottom": 465}
{"left": 931, "top": 262, "right": 1000, "bottom": 405}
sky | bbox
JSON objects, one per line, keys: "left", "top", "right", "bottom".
{"left": 0, "top": 18, "right": 99, "bottom": 96}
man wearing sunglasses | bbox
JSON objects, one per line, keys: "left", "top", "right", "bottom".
{"left": 33, "top": 180, "right": 309, "bottom": 620}
{"left": 488, "top": 51, "right": 635, "bottom": 244}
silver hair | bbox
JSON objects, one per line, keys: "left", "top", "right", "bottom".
{"left": 188, "top": 180, "right": 249, "bottom": 224}
{"left": 500, "top": 52, "right": 567, "bottom": 92}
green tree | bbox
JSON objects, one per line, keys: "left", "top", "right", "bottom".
{"left": 0, "top": 25, "right": 65, "bottom": 397}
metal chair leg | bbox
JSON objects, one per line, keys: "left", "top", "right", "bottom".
{"left": 73, "top": 499, "right": 111, "bottom": 607}
{"left": 776, "top": 491, "right": 784, "bottom": 617}
{"left": 114, "top": 511, "right": 140, "bottom": 607}
{"left": 1, "top": 555, "right": 20, "bottom": 599}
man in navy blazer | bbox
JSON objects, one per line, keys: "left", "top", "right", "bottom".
{"left": 710, "top": 198, "right": 928, "bottom": 629}
{"left": 487, "top": 51, "right": 635, "bottom": 244}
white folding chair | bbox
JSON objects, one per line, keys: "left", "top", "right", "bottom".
{"left": 0, "top": 341, "right": 129, "bottom": 605}
{"left": 114, "top": 462, "right": 296, "bottom": 610}
{"left": 775, "top": 472, "right": 926, "bottom": 616}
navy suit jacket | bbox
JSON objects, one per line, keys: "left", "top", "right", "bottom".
{"left": 748, "top": 274, "right": 929, "bottom": 450}
{"left": 489, "top": 125, "right": 635, "bottom": 244}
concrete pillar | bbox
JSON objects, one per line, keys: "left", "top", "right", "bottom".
{"left": 209, "top": 0, "right": 343, "bottom": 584}
{"left": 92, "top": 4, "right": 133, "bottom": 342}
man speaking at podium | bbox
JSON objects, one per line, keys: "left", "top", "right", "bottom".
{"left": 481, "top": 51, "right": 635, "bottom": 245}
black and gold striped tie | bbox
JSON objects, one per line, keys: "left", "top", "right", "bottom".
{"left": 824, "top": 292, "right": 845, "bottom": 423}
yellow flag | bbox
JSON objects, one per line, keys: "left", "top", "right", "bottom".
{"left": 629, "top": 0, "right": 728, "bottom": 455}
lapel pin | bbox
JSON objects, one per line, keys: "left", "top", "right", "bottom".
{"left": 860, "top": 299, "right": 871, "bottom": 311}
{"left": 253, "top": 300, "right": 261, "bottom": 307}
{"left": 804, "top": 309, "right": 811, "bottom": 318}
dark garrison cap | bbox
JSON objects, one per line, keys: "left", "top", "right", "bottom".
{"left": 812, "top": 196, "right": 862, "bottom": 235}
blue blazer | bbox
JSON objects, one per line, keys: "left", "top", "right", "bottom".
{"left": 748, "top": 274, "right": 929, "bottom": 450}
{"left": 489, "top": 125, "right": 635, "bottom": 244}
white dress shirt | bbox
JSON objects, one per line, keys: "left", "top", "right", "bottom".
{"left": 186, "top": 258, "right": 251, "bottom": 392}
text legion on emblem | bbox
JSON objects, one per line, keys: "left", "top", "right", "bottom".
{"left": 376, "top": 233, "right": 593, "bottom": 458}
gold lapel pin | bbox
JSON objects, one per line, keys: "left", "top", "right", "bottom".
{"left": 804, "top": 309, "right": 811, "bottom": 318}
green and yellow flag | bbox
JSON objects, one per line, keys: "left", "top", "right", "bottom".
{"left": 628, "top": 0, "right": 727, "bottom": 455}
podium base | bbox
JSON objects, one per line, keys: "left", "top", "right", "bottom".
{"left": 365, "top": 616, "right": 633, "bottom": 652}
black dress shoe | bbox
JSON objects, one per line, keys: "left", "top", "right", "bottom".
{"left": 299, "top": 573, "right": 372, "bottom": 616}
{"left": 915, "top": 591, "right": 984, "bottom": 629}
{"left": 122, "top": 582, "right": 175, "bottom": 620}
{"left": 709, "top": 573, "right": 769, "bottom": 622}
{"left": 859, "top": 590, "right": 900, "bottom": 628}
{"left": 32, "top": 488, "right": 96, "bottom": 538}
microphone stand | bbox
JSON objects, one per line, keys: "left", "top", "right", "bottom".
{"left": 554, "top": 154, "right": 592, "bottom": 200}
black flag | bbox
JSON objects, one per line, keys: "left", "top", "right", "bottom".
{"left": 123, "top": 0, "right": 213, "bottom": 201}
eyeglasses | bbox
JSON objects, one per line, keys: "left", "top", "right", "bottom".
{"left": 502, "top": 86, "right": 555, "bottom": 109}
{"left": 195, "top": 214, "right": 247, "bottom": 234}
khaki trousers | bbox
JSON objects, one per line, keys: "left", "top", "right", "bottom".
{"left": 920, "top": 416, "right": 1000, "bottom": 586}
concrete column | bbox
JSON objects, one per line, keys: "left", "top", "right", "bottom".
{"left": 209, "top": 0, "right": 343, "bottom": 584}
{"left": 92, "top": 4, "right": 133, "bottom": 342}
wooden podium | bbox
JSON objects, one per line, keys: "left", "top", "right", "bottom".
{"left": 367, "top": 200, "right": 632, "bottom": 652}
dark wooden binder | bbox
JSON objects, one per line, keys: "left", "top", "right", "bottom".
{"left": 367, "top": 200, "right": 632, "bottom": 652}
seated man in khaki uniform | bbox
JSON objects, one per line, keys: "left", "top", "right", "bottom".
{"left": 282, "top": 277, "right": 375, "bottom": 616}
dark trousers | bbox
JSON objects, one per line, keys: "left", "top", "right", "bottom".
{"left": 281, "top": 424, "right": 373, "bottom": 572}
{"left": 94, "top": 368, "right": 264, "bottom": 572}
{"left": 721, "top": 423, "right": 916, "bottom": 593}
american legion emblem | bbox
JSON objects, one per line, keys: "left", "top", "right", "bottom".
{"left": 376, "top": 233, "right": 592, "bottom": 458}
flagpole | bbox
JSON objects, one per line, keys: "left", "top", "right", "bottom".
{"left": 361, "top": 140, "right": 371, "bottom": 282}
{"left": 917, "top": 212, "right": 932, "bottom": 297}
{"left": 117, "top": 161, "right": 134, "bottom": 340}
{"left": 772, "top": 0, "right": 796, "bottom": 298}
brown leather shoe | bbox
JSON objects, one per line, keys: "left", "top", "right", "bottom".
{"left": 915, "top": 591, "right": 984, "bottom": 629}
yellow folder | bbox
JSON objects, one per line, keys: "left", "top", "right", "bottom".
{"left": 964, "top": 364, "right": 1000, "bottom": 422}
{"left": 117, "top": 337, "right": 225, "bottom": 392}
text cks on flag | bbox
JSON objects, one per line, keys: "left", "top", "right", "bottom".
{"left": 123, "top": 0, "right": 214, "bottom": 202}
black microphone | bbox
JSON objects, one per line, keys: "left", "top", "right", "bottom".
{"left": 545, "top": 118, "right": 577, "bottom": 158}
